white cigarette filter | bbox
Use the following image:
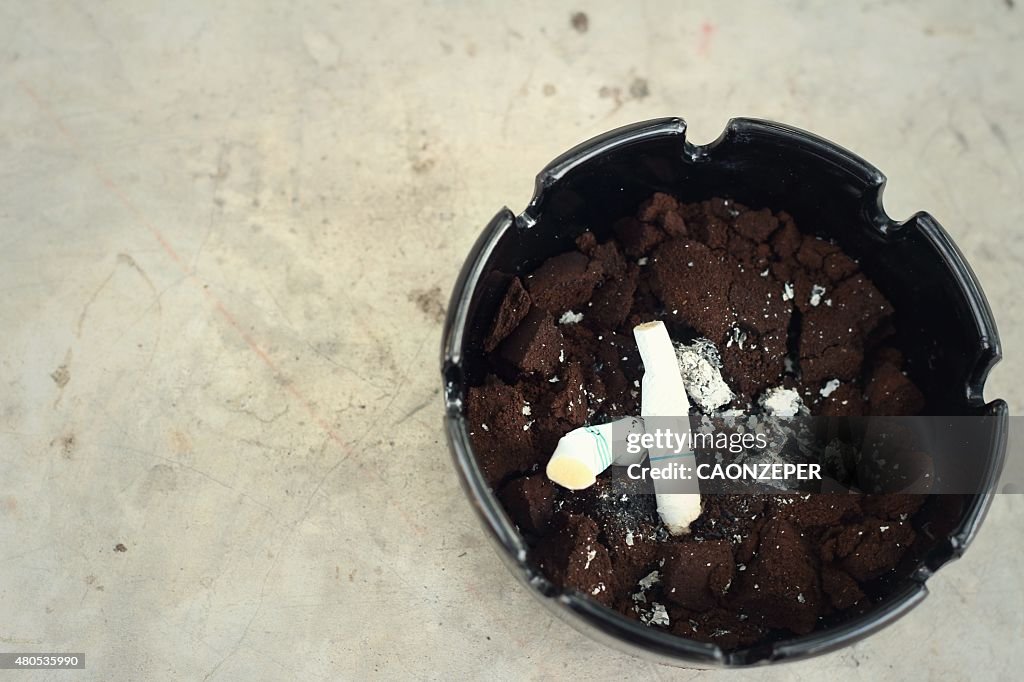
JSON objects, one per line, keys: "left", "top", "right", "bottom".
{"left": 633, "top": 321, "right": 702, "bottom": 535}
{"left": 546, "top": 417, "right": 646, "bottom": 490}
{"left": 634, "top": 321, "right": 690, "bottom": 417}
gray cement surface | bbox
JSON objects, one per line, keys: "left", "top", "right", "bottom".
{"left": 1, "top": 1, "right": 1021, "bottom": 679}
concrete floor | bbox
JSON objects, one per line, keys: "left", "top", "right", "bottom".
{"left": 1, "top": 0, "right": 1021, "bottom": 679}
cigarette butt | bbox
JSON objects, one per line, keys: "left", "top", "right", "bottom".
{"left": 634, "top": 321, "right": 701, "bottom": 535}
{"left": 634, "top": 321, "right": 691, "bottom": 417}
{"left": 655, "top": 494, "right": 704, "bottom": 535}
{"left": 546, "top": 417, "right": 646, "bottom": 490}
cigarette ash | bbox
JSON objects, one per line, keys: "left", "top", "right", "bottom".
{"left": 661, "top": 336, "right": 818, "bottom": 493}
{"left": 688, "top": 494, "right": 765, "bottom": 544}
{"left": 809, "top": 284, "right": 827, "bottom": 307}
{"left": 725, "top": 327, "right": 749, "bottom": 350}
{"left": 558, "top": 310, "right": 584, "bottom": 325}
{"left": 631, "top": 569, "right": 671, "bottom": 627}
{"left": 819, "top": 379, "right": 841, "bottom": 397}
{"left": 759, "top": 386, "right": 806, "bottom": 418}
{"left": 557, "top": 475, "right": 662, "bottom": 546}
{"left": 643, "top": 603, "right": 670, "bottom": 627}
{"left": 673, "top": 338, "right": 734, "bottom": 413}
{"left": 732, "top": 422, "right": 818, "bottom": 492}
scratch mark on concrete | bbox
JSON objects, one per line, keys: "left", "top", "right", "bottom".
{"left": 75, "top": 267, "right": 117, "bottom": 338}
{"left": 109, "top": 442, "right": 279, "bottom": 519}
{"left": 989, "top": 120, "right": 1022, "bottom": 175}
{"left": 395, "top": 389, "right": 439, "bottom": 426}
{"left": 202, "top": 553, "right": 277, "bottom": 681}
{"left": 227, "top": 403, "right": 290, "bottom": 425}
{"left": 75, "top": 252, "right": 160, "bottom": 339}
{"left": 382, "top": 330, "right": 433, "bottom": 416}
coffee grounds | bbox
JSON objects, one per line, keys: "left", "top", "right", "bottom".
{"left": 465, "top": 194, "right": 927, "bottom": 648}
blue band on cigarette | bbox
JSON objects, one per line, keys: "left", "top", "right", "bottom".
{"left": 648, "top": 452, "right": 697, "bottom": 462}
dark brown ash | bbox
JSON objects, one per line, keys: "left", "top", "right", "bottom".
{"left": 466, "top": 193, "right": 927, "bottom": 648}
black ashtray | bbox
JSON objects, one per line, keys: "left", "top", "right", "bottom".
{"left": 441, "top": 118, "right": 1006, "bottom": 666}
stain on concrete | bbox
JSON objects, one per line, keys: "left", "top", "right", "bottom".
{"left": 53, "top": 433, "right": 76, "bottom": 459}
{"left": 169, "top": 430, "right": 192, "bottom": 455}
{"left": 139, "top": 464, "right": 179, "bottom": 497}
{"left": 409, "top": 287, "right": 446, "bottom": 324}
{"left": 51, "top": 364, "right": 70, "bottom": 388}
{"left": 571, "top": 11, "right": 589, "bottom": 33}
{"left": 629, "top": 77, "right": 650, "bottom": 99}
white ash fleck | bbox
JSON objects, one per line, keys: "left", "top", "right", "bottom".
{"left": 558, "top": 348, "right": 565, "bottom": 363}
{"left": 642, "top": 602, "right": 670, "bottom": 627}
{"left": 797, "top": 592, "right": 806, "bottom": 604}
{"left": 759, "top": 386, "right": 806, "bottom": 418}
{"left": 559, "top": 310, "right": 584, "bottom": 325}
{"left": 825, "top": 298, "right": 833, "bottom": 307}
{"left": 481, "top": 423, "right": 489, "bottom": 431}
{"left": 760, "top": 268, "right": 770, "bottom": 277}
{"left": 522, "top": 404, "right": 531, "bottom": 416}
{"left": 719, "top": 409, "right": 745, "bottom": 428}
{"left": 638, "top": 570, "right": 661, "bottom": 589}
{"left": 674, "top": 338, "right": 735, "bottom": 412}
{"left": 809, "top": 284, "right": 827, "bottom": 307}
{"left": 637, "top": 257, "right": 648, "bottom": 266}
{"left": 625, "top": 530, "right": 635, "bottom": 546}
{"left": 782, "top": 282, "right": 795, "bottom": 301}
{"left": 880, "top": 525, "right": 890, "bottom": 532}
{"left": 631, "top": 569, "right": 662, "bottom": 608}
{"left": 584, "top": 548, "right": 596, "bottom": 570}
{"left": 522, "top": 420, "right": 534, "bottom": 431}
{"left": 548, "top": 376, "right": 560, "bottom": 383}
{"left": 591, "top": 582, "right": 606, "bottom": 595}
{"left": 820, "top": 379, "right": 841, "bottom": 397}
{"left": 784, "top": 356, "right": 797, "bottom": 375}
{"left": 726, "top": 327, "right": 748, "bottom": 350}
